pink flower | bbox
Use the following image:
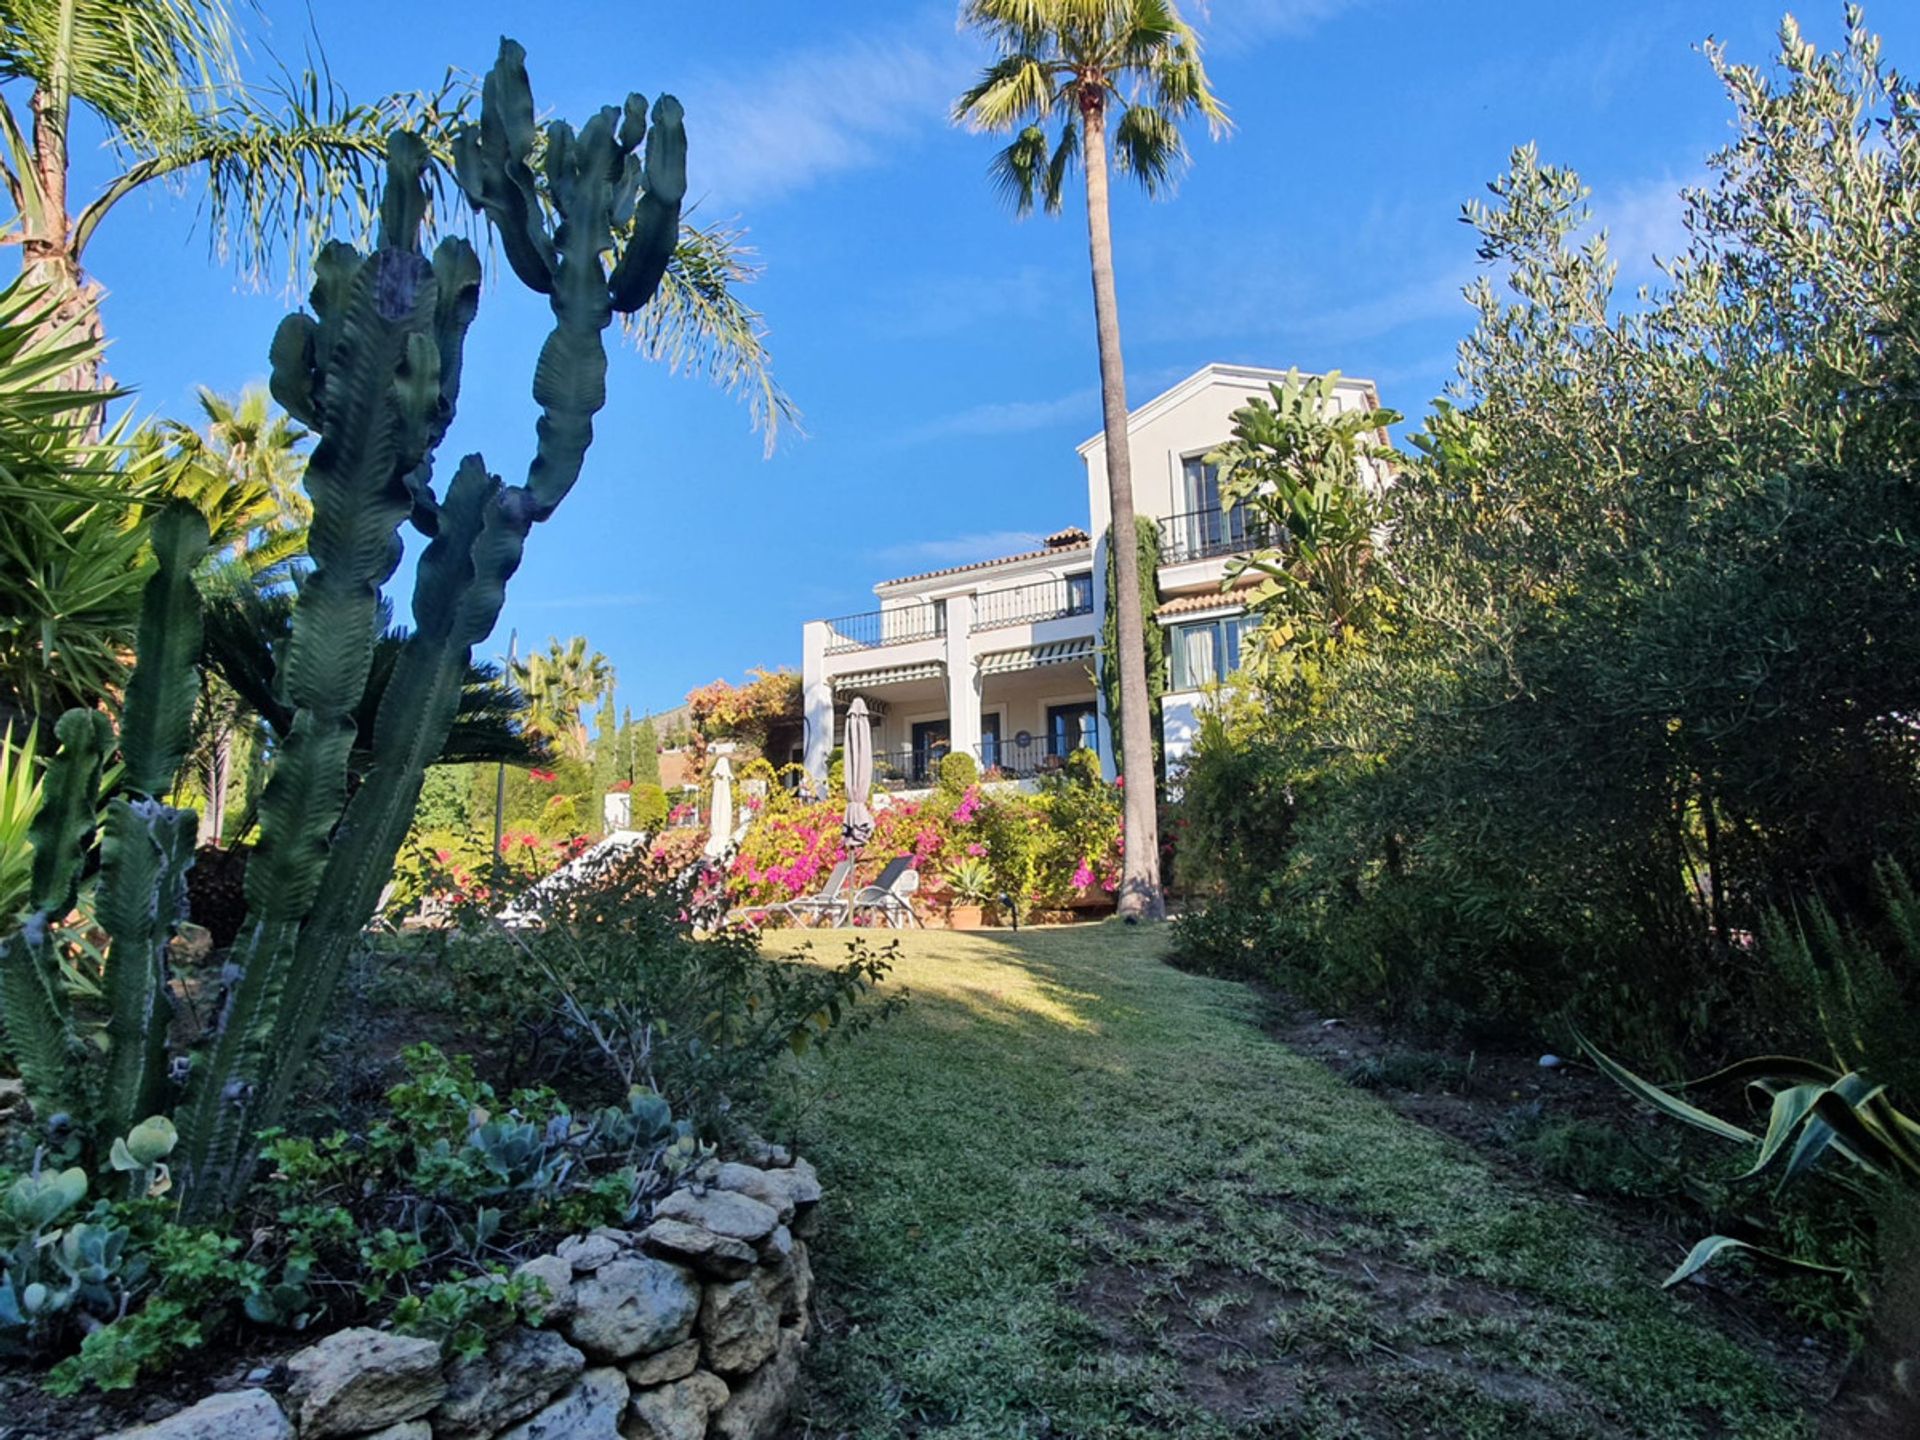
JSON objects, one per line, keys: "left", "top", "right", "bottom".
{"left": 967, "top": 842, "right": 986, "bottom": 858}
{"left": 1072, "top": 861, "right": 1096, "bottom": 890}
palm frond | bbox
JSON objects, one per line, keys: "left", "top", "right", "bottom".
{"left": 70, "top": 64, "right": 469, "bottom": 279}
{"left": 953, "top": 52, "right": 1063, "bottom": 132}
{"left": 621, "top": 220, "right": 802, "bottom": 455}
{"left": 0, "top": 0, "right": 241, "bottom": 143}
{"left": 1112, "top": 103, "right": 1188, "bottom": 195}
{"left": 989, "top": 125, "right": 1059, "bottom": 217}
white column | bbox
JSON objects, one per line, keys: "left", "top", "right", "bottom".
{"left": 802, "top": 620, "right": 833, "bottom": 788}
{"left": 942, "top": 593, "right": 979, "bottom": 768}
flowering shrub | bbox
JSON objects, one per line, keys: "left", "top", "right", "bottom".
{"left": 724, "top": 766, "right": 1123, "bottom": 920}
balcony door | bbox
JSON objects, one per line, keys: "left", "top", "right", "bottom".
{"left": 1046, "top": 702, "right": 1097, "bottom": 762}
{"left": 910, "top": 720, "right": 949, "bottom": 784}
{"left": 1180, "top": 454, "right": 1247, "bottom": 557}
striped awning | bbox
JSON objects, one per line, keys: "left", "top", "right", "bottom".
{"left": 977, "top": 637, "right": 1097, "bottom": 677}
{"left": 831, "top": 660, "right": 945, "bottom": 693}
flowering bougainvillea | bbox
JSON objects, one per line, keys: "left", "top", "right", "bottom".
{"left": 724, "top": 762, "right": 1122, "bottom": 920}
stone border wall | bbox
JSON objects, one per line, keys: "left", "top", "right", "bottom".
{"left": 102, "top": 1152, "right": 821, "bottom": 1440}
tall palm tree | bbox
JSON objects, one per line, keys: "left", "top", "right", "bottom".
{"left": 513, "top": 636, "right": 614, "bottom": 763}
{"left": 955, "top": 0, "right": 1228, "bottom": 919}
{"left": 0, "top": 0, "right": 798, "bottom": 439}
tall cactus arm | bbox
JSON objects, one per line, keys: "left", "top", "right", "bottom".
{"left": 2, "top": 708, "right": 113, "bottom": 1126}
{"left": 119, "top": 505, "right": 210, "bottom": 799}
{"left": 98, "top": 503, "right": 208, "bottom": 1143}
{"left": 608, "top": 96, "right": 687, "bottom": 314}
{"left": 248, "top": 457, "right": 514, "bottom": 1130}
{"left": 96, "top": 799, "right": 197, "bottom": 1144}
{"left": 452, "top": 40, "right": 556, "bottom": 295}
{"left": 177, "top": 186, "right": 448, "bottom": 1212}
{"left": 399, "top": 238, "right": 486, "bottom": 537}
{"left": 27, "top": 710, "right": 115, "bottom": 920}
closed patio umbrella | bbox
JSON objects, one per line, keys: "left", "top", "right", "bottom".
{"left": 843, "top": 697, "right": 874, "bottom": 853}
{"left": 706, "top": 755, "right": 734, "bottom": 857}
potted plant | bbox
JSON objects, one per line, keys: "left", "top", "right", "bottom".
{"left": 943, "top": 856, "right": 994, "bottom": 929}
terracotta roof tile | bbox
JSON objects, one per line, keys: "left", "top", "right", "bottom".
{"left": 1156, "top": 583, "right": 1260, "bottom": 619}
{"left": 878, "top": 532, "right": 1090, "bottom": 588}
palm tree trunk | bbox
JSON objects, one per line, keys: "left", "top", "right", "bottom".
{"left": 1081, "top": 98, "right": 1163, "bottom": 920}
{"left": 22, "top": 0, "right": 105, "bottom": 397}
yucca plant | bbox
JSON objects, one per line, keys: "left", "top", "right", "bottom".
{"left": 0, "top": 39, "right": 689, "bottom": 1219}
{"left": 0, "top": 725, "right": 42, "bottom": 923}
{"left": 1581, "top": 1041, "right": 1920, "bottom": 1285}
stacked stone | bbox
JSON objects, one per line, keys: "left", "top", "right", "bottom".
{"left": 99, "top": 1155, "right": 822, "bottom": 1440}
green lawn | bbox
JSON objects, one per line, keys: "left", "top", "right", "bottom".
{"left": 769, "top": 923, "right": 1814, "bottom": 1440}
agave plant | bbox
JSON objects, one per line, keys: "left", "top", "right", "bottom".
{"left": 1581, "top": 1039, "right": 1920, "bottom": 1285}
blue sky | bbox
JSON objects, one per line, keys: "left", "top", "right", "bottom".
{"left": 68, "top": 1, "right": 1920, "bottom": 717}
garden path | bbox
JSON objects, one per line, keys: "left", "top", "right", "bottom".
{"left": 768, "top": 924, "right": 1822, "bottom": 1439}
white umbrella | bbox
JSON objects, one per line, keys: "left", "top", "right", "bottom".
{"left": 842, "top": 697, "right": 874, "bottom": 852}
{"left": 705, "top": 755, "right": 734, "bottom": 857}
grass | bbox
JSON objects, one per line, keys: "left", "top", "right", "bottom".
{"left": 768, "top": 923, "right": 1815, "bottom": 1439}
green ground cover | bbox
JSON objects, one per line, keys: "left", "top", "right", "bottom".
{"left": 772, "top": 924, "right": 1815, "bottom": 1439}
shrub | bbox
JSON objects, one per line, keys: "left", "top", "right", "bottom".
{"left": 630, "top": 782, "right": 669, "bottom": 832}
{"left": 937, "top": 750, "right": 978, "bottom": 794}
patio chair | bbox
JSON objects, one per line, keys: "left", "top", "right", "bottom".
{"left": 764, "top": 859, "right": 856, "bottom": 928}
{"left": 842, "top": 856, "right": 922, "bottom": 929}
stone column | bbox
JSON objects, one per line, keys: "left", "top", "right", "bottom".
{"left": 942, "top": 593, "right": 979, "bottom": 771}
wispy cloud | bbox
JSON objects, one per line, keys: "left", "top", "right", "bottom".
{"left": 874, "top": 530, "right": 1049, "bottom": 568}
{"left": 896, "top": 385, "right": 1099, "bottom": 445}
{"left": 1206, "top": 0, "right": 1370, "bottom": 54}
{"left": 688, "top": 20, "right": 969, "bottom": 210}
{"left": 1594, "top": 170, "right": 1701, "bottom": 286}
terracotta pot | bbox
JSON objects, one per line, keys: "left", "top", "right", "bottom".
{"left": 947, "top": 903, "right": 984, "bottom": 930}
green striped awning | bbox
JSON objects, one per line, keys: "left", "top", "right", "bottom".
{"left": 831, "top": 660, "right": 945, "bottom": 693}
{"left": 976, "top": 638, "right": 1097, "bottom": 677}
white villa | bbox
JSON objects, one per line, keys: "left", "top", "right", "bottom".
{"left": 799, "top": 363, "right": 1389, "bottom": 791}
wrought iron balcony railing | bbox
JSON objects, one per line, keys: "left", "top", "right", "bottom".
{"left": 823, "top": 605, "right": 946, "bottom": 656}
{"left": 976, "top": 725, "right": 1098, "bottom": 780}
{"left": 970, "top": 577, "right": 1095, "bottom": 631}
{"left": 1158, "top": 506, "right": 1278, "bottom": 565}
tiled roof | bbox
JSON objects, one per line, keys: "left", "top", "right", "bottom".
{"left": 1156, "top": 584, "right": 1260, "bottom": 619}
{"left": 878, "top": 532, "right": 1090, "bottom": 588}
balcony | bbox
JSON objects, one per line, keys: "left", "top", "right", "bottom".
{"left": 823, "top": 605, "right": 946, "bottom": 656}
{"left": 1158, "top": 506, "right": 1279, "bottom": 566}
{"left": 866, "top": 727, "right": 1100, "bottom": 791}
{"left": 971, "top": 577, "right": 1094, "bottom": 631}
{"left": 977, "top": 727, "right": 1098, "bottom": 781}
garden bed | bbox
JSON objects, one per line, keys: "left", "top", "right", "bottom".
{"left": 3, "top": 1151, "right": 824, "bottom": 1440}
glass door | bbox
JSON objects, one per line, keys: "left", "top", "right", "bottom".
{"left": 1045, "top": 703, "right": 1097, "bottom": 762}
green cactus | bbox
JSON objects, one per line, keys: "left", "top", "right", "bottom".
{"left": 0, "top": 505, "right": 208, "bottom": 1146}
{"left": 169, "top": 39, "right": 686, "bottom": 1216}
{"left": 0, "top": 39, "right": 687, "bottom": 1218}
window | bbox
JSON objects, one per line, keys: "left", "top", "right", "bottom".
{"left": 1047, "top": 702, "right": 1098, "bottom": 759}
{"left": 1169, "top": 616, "right": 1247, "bottom": 691}
{"left": 1177, "top": 455, "right": 1248, "bottom": 558}
{"left": 1182, "top": 454, "right": 1222, "bottom": 514}
{"left": 1064, "top": 571, "right": 1093, "bottom": 615}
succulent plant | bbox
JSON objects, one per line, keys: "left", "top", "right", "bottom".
{"left": 0, "top": 39, "right": 689, "bottom": 1220}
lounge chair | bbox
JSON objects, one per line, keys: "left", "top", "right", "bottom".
{"left": 764, "top": 859, "right": 856, "bottom": 928}
{"left": 842, "top": 856, "right": 922, "bottom": 929}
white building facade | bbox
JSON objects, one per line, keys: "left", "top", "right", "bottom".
{"left": 801, "top": 363, "right": 1387, "bottom": 791}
